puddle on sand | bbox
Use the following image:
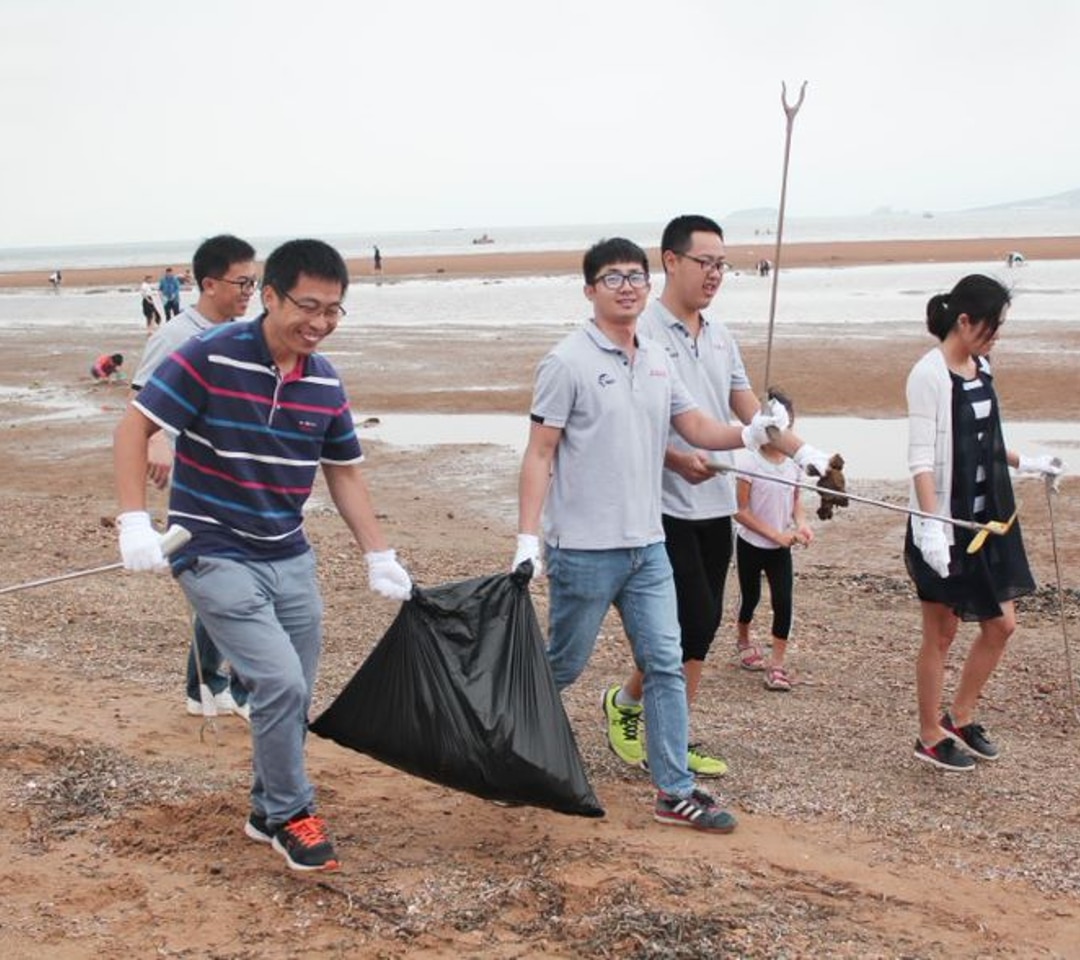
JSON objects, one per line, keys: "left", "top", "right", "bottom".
{"left": 362, "top": 413, "right": 1080, "bottom": 482}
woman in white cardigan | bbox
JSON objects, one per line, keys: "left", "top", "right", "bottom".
{"left": 906, "top": 274, "right": 1064, "bottom": 772}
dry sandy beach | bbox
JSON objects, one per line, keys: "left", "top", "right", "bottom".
{"left": 4, "top": 234, "right": 1080, "bottom": 290}
{"left": 1, "top": 235, "right": 1079, "bottom": 957}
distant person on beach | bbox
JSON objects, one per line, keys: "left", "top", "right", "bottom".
{"left": 48, "top": 270, "right": 62, "bottom": 291}
{"left": 514, "top": 236, "right": 831, "bottom": 833}
{"left": 733, "top": 388, "right": 814, "bottom": 693}
{"left": 140, "top": 275, "right": 163, "bottom": 332}
{"left": 373, "top": 245, "right": 382, "bottom": 272}
{"left": 906, "top": 274, "right": 1065, "bottom": 772}
{"left": 1006, "top": 251, "right": 1024, "bottom": 268}
{"left": 115, "top": 237, "right": 412, "bottom": 872}
{"left": 91, "top": 352, "right": 124, "bottom": 383}
{"left": 132, "top": 234, "right": 258, "bottom": 722}
{"left": 158, "top": 266, "right": 182, "bottom": 321}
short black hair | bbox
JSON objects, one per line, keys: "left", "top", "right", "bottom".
{"left": 193, "top": 234, "right": 257, "bottom": 290}
{"left": 660, "top": 215, "right": 725, "bottom": 257}
{"left": 263, "top": 239, "right": 350, "bottom": 298}
{"left": 582, "top": 237, "right": 649, "bottom": 285}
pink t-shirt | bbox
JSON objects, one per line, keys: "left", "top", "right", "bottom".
{"left": 734, "top": 448, "right": 803, "bottom": 550}
{"left": 92, "top": 354, "right": 119, "bottom": 378}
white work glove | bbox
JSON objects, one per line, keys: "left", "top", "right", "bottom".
{"left": 793, "top": 444, "right": 832, "bottom": 477}
{"left": 512, "top": 533, "right": 543, "bottom": 578}
{"left": 366, "top": 549, "right": 413, "bottom": 601}
{"left": 741, "top": 399, "right": 790, "bottom": 453}
{"left": 1017, "top": 454, "right": 1065, "bottom": 480}
{"left": 117, "top": 510, "right": 169, "bottom": 572}
{"left": 911, "top": 516, "right": 951, "bottom": 578}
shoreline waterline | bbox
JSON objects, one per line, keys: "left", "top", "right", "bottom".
{"left": 3, "top": 234, "right": 1080, "bottom": 290}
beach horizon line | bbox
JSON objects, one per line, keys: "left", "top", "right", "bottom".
{"left": 3, "top": 234, "right": 1078, "bottom": 290}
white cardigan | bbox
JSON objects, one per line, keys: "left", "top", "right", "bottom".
{"left": 905, "top": 347, "right": 991, "bottom": 546}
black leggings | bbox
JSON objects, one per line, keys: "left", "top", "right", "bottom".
{"left": 736, "top": 538, "right": 793, "bottom": 640}
{"left": 662, "top": 514, "right": 733, "bottom": 662}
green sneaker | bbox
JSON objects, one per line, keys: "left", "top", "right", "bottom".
{"left": 602, "top": 684, "right": 644, "bottom": 766}
{"left": 687, "top": 743, "right": 728, "bottom": 777}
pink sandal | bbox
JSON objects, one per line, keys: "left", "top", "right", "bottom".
{"left": 737, "top": 643, "right": 766, "bottom": 672}
{"left": 764, "top": 666, "right": 792, "bottom": 692}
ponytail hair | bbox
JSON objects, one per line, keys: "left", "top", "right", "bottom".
{"left": 925, "top": 274, "right": 1011, "bottom": 341}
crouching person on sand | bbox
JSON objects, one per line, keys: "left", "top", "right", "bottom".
{"left": 113, "top": 238, "right": 413, "bottom": 872}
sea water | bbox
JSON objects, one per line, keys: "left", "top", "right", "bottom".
{"left": 2, "top": 256, "right": 1079, "bottom": 333}
{"left": 1, "top": 206, "right": 1078, "bottom": 273}
{"left": 2, "top": 213, "right": 1077, "bottom": 480}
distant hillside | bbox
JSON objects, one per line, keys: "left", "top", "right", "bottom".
{"left": 965, "top": 188, "right": 1080, "bottom": 212}
{"left": 725, "top": 207, "right": 778, "bottom": 219}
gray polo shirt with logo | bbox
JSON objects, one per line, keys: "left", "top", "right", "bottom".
{"left": 639, "top": 300, "right": 751, "bottom": 520}
{"left": 132, "top": 305, "right": 217, "bottom": 389}
{"left": 530, "top": 320, "right": 697, "bottom": 550}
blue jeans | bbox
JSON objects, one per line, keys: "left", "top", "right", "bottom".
{"left": 178, "top": 551, "right": 323, "bottom": 827}
{"left": 546, "top": 542, "right": 693, "bottom": 797}
{"left": 185, "top": 615, "right": 249, "bottom": 705}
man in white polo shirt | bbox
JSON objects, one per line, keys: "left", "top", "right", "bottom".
{"left": 514, "top": 237, "right": 830, "bottom": 833}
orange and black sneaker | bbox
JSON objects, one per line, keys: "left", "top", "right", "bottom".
{"left": 271, "top": 812, "right": 340, "bottom": 872}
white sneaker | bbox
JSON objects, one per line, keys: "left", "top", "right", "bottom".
{"left": 186, "top": 689, "right": 250, "bottom": 721}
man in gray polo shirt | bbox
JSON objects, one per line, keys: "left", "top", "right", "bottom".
{"left": 604, "top": 214, "right": 758, "bottom": 778}
{"left": 131, "top": 234, "right": 258, "bottom": 721}
{"left": 514, "top": 237, "right": 829, "bottom": 832}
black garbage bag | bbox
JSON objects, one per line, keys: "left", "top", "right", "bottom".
{"left": 310, "top": 565, "right": 604, "bottom": 818}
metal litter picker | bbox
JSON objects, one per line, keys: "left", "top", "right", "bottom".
{"left": 709, "top": 463, "right": 1015, "bottom": 554}
{"left": 0, "top": 525, "right": 222, "bottom": 741}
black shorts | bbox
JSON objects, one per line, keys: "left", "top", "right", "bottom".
{"left": 142, "top": 299, "right": 161, "bottom": 323}
{"left": 662, "top": 514, "right": 734, "bottom": 662}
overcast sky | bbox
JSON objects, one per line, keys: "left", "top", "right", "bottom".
{"left": 1, "top": 0, "right": 1077, "bottom": 248}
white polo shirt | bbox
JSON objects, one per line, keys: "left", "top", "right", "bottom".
{"left": 531, "top": 320, "right": 697, "bottom": 550}
{"left": 639, "top": 300, "right": 751, "bottom": 520}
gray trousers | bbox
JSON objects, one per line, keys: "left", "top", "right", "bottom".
{"left": 178, "top": 550, "right": 323, "bottom": 827}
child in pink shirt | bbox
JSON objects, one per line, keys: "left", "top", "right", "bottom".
{"left": 733, "top": 389, "right": 813, "bottom": 691}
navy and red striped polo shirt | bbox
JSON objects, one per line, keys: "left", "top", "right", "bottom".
{"left": 133, "top": 314, "right": 363, "bottom": 563}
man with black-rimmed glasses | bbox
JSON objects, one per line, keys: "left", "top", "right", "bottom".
{"left": 514, "top": 236, "right": 829, "bottom": 833}
{"left": 603, "top": 214, "right": 763, "bottom": 778}
{"left": 116, "top": 238, "right": 413, "bottom": 872}
{"left": 132, "top": 234, "right": 259, "bottom": 721}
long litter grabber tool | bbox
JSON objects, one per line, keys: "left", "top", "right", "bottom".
{"left": 0, "top": 525, "right": 191, "bottom": 594}
{"left": 709, "top": 462, "right": 1015, "bottom": 552}
{"left": 0, "top": 524, "right": 223, "bottom": 742}
{"left": 1043, "top": 474, "right": 1079, "bottom": 723}
{"left": 762, "top": 80, "right": 807, "bottom": 394}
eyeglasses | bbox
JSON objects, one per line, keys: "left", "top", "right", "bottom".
{"left": 283, "top": 291, "right": 347, "bottom": 320}
{"left": 593, "top": 271, "right": 649, "bottom": 290}
{"left": 214, "top": 275, "right": 259, "bottom": 293}
{"left": 678, "top": 253, "right": 726, "bottom": 274}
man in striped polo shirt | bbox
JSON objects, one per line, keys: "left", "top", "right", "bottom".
{"left": 114, "top": 238, "right": 412, "bottom": 873}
